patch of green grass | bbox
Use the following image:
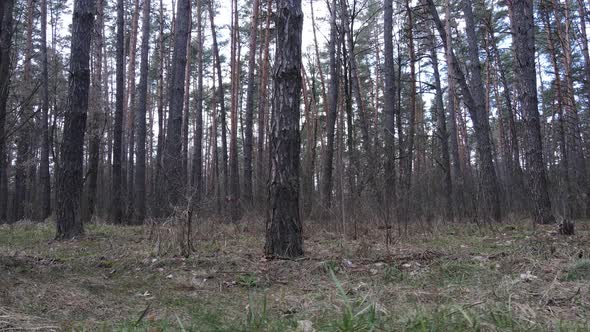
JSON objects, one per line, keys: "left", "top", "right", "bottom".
{"left": 397, "top": 304, "right": 538, "bottom": 332}
{"left": 562, "top": 259, "right": 590, "bottom": 281}
{"left": 383, "top": 264, "right": 406, "bottom": 283}
{"left": 326, "top": 269, "right": 380, "bottom": 332}
{"left": 0, "top": 223, "right": 54, "bottom": 248}
{"left": 432, "top": 260, "right": 491, "bottom": 286}
{"left": 238, "top": 273, "right": 259, "bottom": 288}
{"left": 323, "top": 260, "right": 341, "bottom": 273}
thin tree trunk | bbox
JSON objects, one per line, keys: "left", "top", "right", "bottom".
{"left": 229, "top": 0, "right": 241, "bottom": 221}
{"left": 14, "top": 0, "right": 35, "bottom": 222}
{"left": 256, "top": 0, "right": 272, "bottom": 205}
{"left": 404, "top": 0, "right": 417, "bottom": 195}
{"left": 112, "top": 0, "right": 125, "bottom": 224}
{"left": 39, "top": 0, "right": 51, "bottom": 220}
{"left": 181, "top": 11, "right": 192, "bottom": 187}
{"left": 429, "top": 28, "right": 453, "bottom": 221}
{"left": 424, "top": 0, "right": 502, "bottom": 221}
{"left": 383, "top": 0, "right": 397, "bottom": 221}
{"left": 191, "top": 0, "right": 203, "bottom": 205}
{"left": 322, "top": 0, "right": 339, "bottom": 209}
{"left": 155, "top": 0, "right": 165, "bottom": 217}
{"left": 208, "top": 0, "right": 229, "bottom": 199}
{"left": 85, "top": 0, "right": 103, "bottom": 223}
{"left": 340, "top": 0, "right": 371, "bottom": 158}
{"left": 444, "top": 0, "right": 460, "bottom": 182}
{"left": 133, "top": 0, "right": 151, "bottom": 224}
{"left": 125, "top": 0, "right": 140, "bottom": 219}
{"left": 243, "top": 0, "right": 261, "bottom": 206}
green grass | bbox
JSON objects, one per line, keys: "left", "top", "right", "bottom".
{"left": 1, "top": 221, "right": 590, "bottom": 331}
{"left": 562, "top": 259, "right": 590, "bottom": 281}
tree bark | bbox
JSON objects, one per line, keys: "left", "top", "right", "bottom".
{"left": 0, "top": 0, "right": 14, "bottom": 223}
{"left": 256, "top": 0, "right": 272, "bottom": 205}
{"left": 265, "top": 0, "right": 303, "bottom": 258}
{"left": 112, "top": 0, "right": 125, "bottom": 224}
{"left": 133, "top": 0, "right": 151, "bottom": 224}
{"left": 181, "top": 11, "right": 192, "bottom": 187}
{"left": 155, "top": 0, "right": 165, "bottom": 216}
{"left": 208, "top": 0, "right": 229, "bottom": 199}
{"left": 39, "top": 0, "right": 51, "bottom": 221}
{"left": 162, "top": 0, "right": 190, "bottom": 210}
{"left": 322, "top": 0, "right": 339, "bottom": 209}
{"left": 13, "top": 0, "right": 35, "bottom": 222}
{"left": 509, "top": 0, "right": 554, "bottom": 224}
{"left": 125, "top": 0, "right": 140, "bottom": 219}
{"left": 191, "top": 0, "right": 203, "bottom": 205}
{"left": 55, "top": 0, "right": 95, "bottom": 239}
{"left": 429, "top": 29, "right": 453, "bottom": 221}
{"left": 383, "top": 0, "right": 396, "bottom": 216}
{"left": 242, "top": 0, "right": 260, "bottom": 206}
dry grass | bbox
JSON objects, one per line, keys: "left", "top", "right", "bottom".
{"left": 0, "top": 218, "right": 589, "bottom": 331}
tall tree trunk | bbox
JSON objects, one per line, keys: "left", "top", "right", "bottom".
{"left": 322, "top": 0, "right": 339, "bottom": 209}
{"left": 112, "top": 0, "right": 125, "bottom": 224}
{"left": 340, "top": 0, "right": 371, "bottom": 158}
{"left": 191, "top": 0, "right": 203, "bottom": 205}
{"left": 578, "top": 0, "right": 590, "bottom": 108}
{"left": 55, "top": 0, "right": 94, "bottom": 239}
{"left": 576, "top": 0, "right": 590, "bottom": 215}
{"left": 301, "top": 68, "right": 318, "bottom": 217}
{"left": 444, "top": 0, "right": 461, "bottom": 181}
{"left": 404, "top": 0, "right": 417, "bottom": 194}
{"left": 424, "top": 0, "right": 502, "bottom": 222}
{"left": 484, "top": 14, "right": 524, "bottom": 209}
{"left": 510, "top": 0, "right": 554, "bottom": 224}
{"left": 162, "top": 0, "right": 190, "bottom": 209}
{"left": 429, "top": 29, "right": 453, "bottom": 221}
{"left": 0, "top": 0, "right": 15, "bottom": 223}
{"left": 558, "top": 0, "right": 588, "bottom": 217}
{"left": 14, "top": 0, "right": 35, "bottom": 222}
{"left": 133, "top": 0, "right": 151, "bottom": 224}
{"left": 155, "top": 0, "right": 165, "bottom": 216}
{"left": 383, "top": 0, "right": 397, "bottom": 219}
{"left": 462, "top": 0, "right": 502, "bottom": 221}
{"left": 181, "top": 12, "right": 192, "bottom": 187}
{"left": 229, "top": 0, "right": 241, "bottom": 221}
{"left": 243, "top": 0, "right": 260, "bottom": 206}
{"left": 85, "top": 0, "right": 103, "bottom": 223}
{"left": 256, "top": 0, "right": 272, "bottom": 205}
{"left": 125, "top": 0, "right": 140, "bottom": 219}
{"left": 208, "top": 0, "right": 229, "bottom": 199}
{"left": 39, "top": 0, "right": 51, "bottom": 220}
{"left": 541, "top": 3, "right": 571, "bottom": 217}
{"left": 265, "top": 0, "right": 303, "bottom": 258}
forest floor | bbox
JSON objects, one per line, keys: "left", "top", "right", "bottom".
{"left": 1, "top": 217, "right": 590, "bottom": 331}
